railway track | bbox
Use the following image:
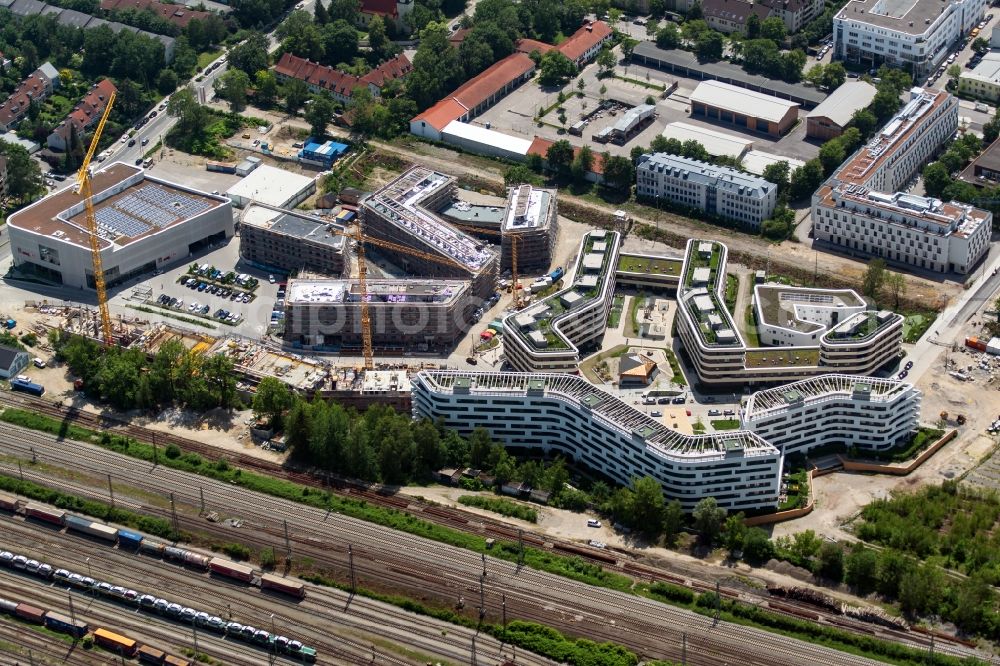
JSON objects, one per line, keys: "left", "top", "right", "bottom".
{"left": 0, "top": 395, "right": 993, "bottom": 664}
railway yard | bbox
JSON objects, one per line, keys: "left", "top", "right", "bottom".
{"left": 0, "top": 391, "right": 994, "bottom": 666}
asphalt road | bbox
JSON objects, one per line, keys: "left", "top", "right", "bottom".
{"left": 2, "top": 420, "right": 984, "bottom": 666}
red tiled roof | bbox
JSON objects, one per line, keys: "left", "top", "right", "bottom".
{"left": 527, "top": 136, "right": 605, "bottom": 174}
{"left": 515, "top": 38, "right": 553, "bottom": 55}
{"left": 100, "top": 0, "right": 211, "bottom": 28}
{"left": 411, "top": 53, "right": 535, "bottom": 132}
{"left": 449, "top": 27, "right": 472, "bottom": 45}
{"left": 275, "top": 52, "right": 410, "bottom": 98}
{"left": 556, "top": 20, "right": 613, "bottom": 62}
{"left": 359, "top": 54, "right": 412, "bottom": 88}
{"left": 0, "top": 68, "right": 54, "bottom": 130}
{"left": 52, "top": 79, "right": 117, "bottom": 143}
{"left": 360, "top": 0, "right": 397, "bottom": 17}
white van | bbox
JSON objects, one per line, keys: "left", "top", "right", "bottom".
{"left": 32, "top": 358, "right": 46, "bottom": 368}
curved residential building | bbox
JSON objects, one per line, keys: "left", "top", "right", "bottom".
{"left": 676, "top": 239, "right": 903, "bottom": 387}
{"left": 503, "top": 230, "right": 620, "bottom": 373}
{"left": 742, "top": 375, "right": 921, "bottom": 456}
{"left": 412, "top": 370, "right": 782, "bottom": 511}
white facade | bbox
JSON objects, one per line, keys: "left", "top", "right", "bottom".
{"left": 503, "top": 230, "right": 620, "bottom": 373}
{"left": 413, "top": 371, "right": 783, "bottom": 511}
{"left": 753, "top": 285, "right": 867, "bottom": 347}
{"left": 834, "top": 0, "right": 986, "bottom": 77}
{"left": 743, "top": 374, "right": 921, "bottom": 455}
{"left": 959, "top": 52, "right": 1000, "bottom": 102}
{"left": 439, "top": 121, "right": 532, "bottom": 162}
{"left": 7, "top": 163, "right": 233, "bottom": 290}
{"left": 636, "top": 153, "right": 778, "bottom": 229}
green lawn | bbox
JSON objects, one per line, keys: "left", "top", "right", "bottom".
{"left": 664, "top": 349, "right": 686, "bottom": 386}
{"left": 607, "top": 294, "right": 625, "bottom": 328}
{"left": 617, "top": 254, "right": 682, "bottom": 275}
{"left": 711, "top": 419, "right": 740, "bottom": 431}
{"left": 625, "top": 295, "right": 644, "bottom": 338}
{"left": 902, "top": 313, "right": 935, "bottom": 343}
{"left": 197, "top": 49, "right": 223, "bottom": 70}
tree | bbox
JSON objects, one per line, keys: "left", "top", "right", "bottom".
{"left": 322, "top": 19, "right": 359, "bottom": 66}
{"left": 687, "top": 1, "right": 702, "bottom": 20}
{"left": 156, "top": 69, "right": 178, "bottom": 95}
{"left": 723, "top": 513, "right": 748, "bottom": 553}
{"left": 571, "top": 145, "right": 594, "bottom": 182}
{"left": 947, "top": 63, "right": 962, "bottom": 86}
{"left": 546, "top": 139, "right": 574, "bottom": 174}
{"left": 254, "top": 70, "right": 279, "bottom": 107}
{"left": 656, "top": 23, "right": 680, "bottom": 49}
{"left": 541, "top": 458, "right": 570, "bottom": 497}
{"left": 953, "top": 571, "right": 994, "bottom": 635}
{"left": 0, "top": 140, "right": 44, "bottom": 204}
{"left": 253, "top": 377, "right": 295, "bottom": 430}
{"left": 692, "top": 497, "right": 726, "bottom": 546}
{"left": 305, "top": 95, "right": 336, "bottom": 137}
{"left": 745, "top": 12, "right": 761, "bottom": 39}
{"left": 629, "top": 476, "right": 665, "bottom": 535}
{"left": 602, "top": 154, "right": 635, "bottom": 191}
{"left": 861, "top": 258, "right": 886, "bottom": 299}
{"left": 742, "top": 528, "right": 774, "bottom": 564}
{"left": 883, "top": 271, "right": 906, "bottom": 310}
{"left": 538, "top": 50, "right": 576, "bottom": 86}
{"left": 504, "top": 164, "right": 540, "bottom": 187}
{"left": 876, "top": 549, "right": 908, "bottom": 598}
{"left": 762, "top": 160, "right": 790, "bottom": 198}
{"left": 851, "top": 108, "right": 878, "bottom": 138}
{"left": 313, "top": 0, "right": 329, "bottom": 24}
{"left": 281, "top": 78, "right": 310, "bottom": 114}
{"left": 788, "top": 159, "right": 824, "bottom": 200}
{"left": 468, "top": 428, "right": 493, "bottom": 468}
{"left": 760, "top": 16, "right": 786, "bottom": 42}
{"left": 694, "top": 30, "right": 723, "bottom": 61}
{"left": 228, "top": 31, "right": 269, "bottom": 76}
{"left": 407, "top": 22, "right": 463, "bottom": 109}
{"left": 818, "top": 139, "right": 846, "bottom": 176}
{"left": 816, "top": 542, "right": 844, "bottom": 582}
{"left": 972, "top": 37, "right": 989, "bottom": 54}
{"left": 844, "top": 546, "right": 878, "bottom": 595}
{"left": 213, "top": 68, "right": 250, "bottom": 112}
{"left": 662, "top": 499, "right": 684, "bottom": 545}
{"left": 596, "top": 47, "right": 616, "bottom": 75}
{"left": 367, "top": 15, "right": 393, "bottom": 62}
{"left": 822, "top": 61, "right": 846, "bottom": 89}
{"left": 898, "top": 563, "right": 943, "bottom": 616}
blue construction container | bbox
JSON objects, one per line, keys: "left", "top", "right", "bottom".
{"left": 117, "top": 529, "right": 144, "bottom": 549}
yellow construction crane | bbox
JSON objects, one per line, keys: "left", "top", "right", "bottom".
{"left": 75, "top": 90, "right": 117, "bottom": 345}
{"left": 326, "top": 221, "right": 472, "bottom": 370}
{"left": 449, "top": 223, "right": 522, "bottom": 307}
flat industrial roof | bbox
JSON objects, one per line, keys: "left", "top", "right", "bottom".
{"left": 243, "top": 206, "right": 346, "bottom": 250}
{"left": 504, "top": 185, "right": 554, "bottom": 232}
{"left": 690, "top": 80, "right": 800, "bottom": 124}
{"left": 287, "top": 278, "right": 468, "bottom": 304}
{"left": 441, "top": 120, "right": 532, "bottom": 156}
{"left": 660, "top": 121, "right": 753, "bottom": 159}
{"left": 226, "top": 165, "right": 315, "bottom": 207}
{"left": 7, "top": 162, "right": 228, "bottom": 250}
{"left": 755, "top": 284, "right": 865, "bottom": 333}
{"left": 741, "top": 150, "right": 805, "bottom": 176}
{"left": 835, "top": 0, "right": 952, "bottom": 34}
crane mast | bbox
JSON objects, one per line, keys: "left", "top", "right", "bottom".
{"left": 75, "top": 90, "right": 117, "bottom": 345}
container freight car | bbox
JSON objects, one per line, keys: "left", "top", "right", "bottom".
{"left": 15, "top": 603, "right": 45, "bottom": 623}
{"left": 138, "top": 645, "right": 167, "bottom": 664}
{"left": 0, "top": 493, "right": 17, "bottom": 511}
{"left": 140, "top": 539, "right": 166, "bottom": 557}
{"left": 209, "top": 557, "right": 254, "bottom": 583}
{"left": 43, "top": 611, "right": 88, "bottom": 638}
{"left": 260, "top": 573, "right": 305, "bottom": 598}
{"left": 24, "top": 503, "right": 65, "bottom": 525}
{"left": 65, "top": 515, "right": 119, "bottom": 542}
{"left": 117, "top": 529, "right": 144, "bottom": 550}
{"left": 163, "top": 655, "right": 192, "bottom": 666}
{"left": 94, "top": 628, "right": 139, "bottom": 657}
{"left": 10, "top": 377, "right": 44, "bottom": 396}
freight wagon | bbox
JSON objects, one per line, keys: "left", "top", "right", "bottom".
{"left": 94, "top": 628, "right": 139, "bottom": 656}
{"left": 65, "top": 515, "right": 119, "bottom": 542}
{"left": 43, "top": 610, "right": 88, "bottom": 638}
{"left": 163, "top": 655, "right": 192, "bottom": 666}
{"left": 209, "top": 557, "right": 254, "bottom": 583}
{"left": 140, "top": 539, "right": 166, "bottom": 557}
{"left": 0, "top": 493, "right": 18, "bottom": 512}
{"left": 182, "top": 551, "right": 210, "bottom": 569}
{"left": 138, "top": 645, "right": 167, "bottom": 664}
{"left": 0, "top": 598, "right": 18, "bottom": 614}
{"left": 15, "top": 603, "right": 45, "bottom": 623}
{"left": 24, "top": 503, "right": 65, "bottom": 525}
{"left": 118, "top": 529, "right": 143, "bottom": 549}
{"left": 260, "top": 573, "right": 305, "bottom": 599}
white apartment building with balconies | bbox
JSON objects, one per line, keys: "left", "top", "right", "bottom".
{"left": 412, "top": 370, "right": 783, "bottom": 511}
{"left": 636, "top": 153, "right": 778, "bottom": 229}
{"left": 742, "top": 374, "right": 921, "bottom": 456}
{"left": 833, "top": 0, "right": 986, "bottom": 77}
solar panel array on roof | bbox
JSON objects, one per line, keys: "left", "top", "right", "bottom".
{"left": 95, "top": 207, "right": 150, "bottom": 238}
{"left": 92, "top": 184, "right": 213, "bottom": 239}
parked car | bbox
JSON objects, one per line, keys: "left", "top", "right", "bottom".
{"left": 587, "top": 519, "right": 601, "bottom": 528}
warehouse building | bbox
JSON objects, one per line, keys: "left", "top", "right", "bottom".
{"left": 636, "top": 153, "right": 778, "bottom": 229}
{"left": 412, "top": 370, "right": 782, "bottom": 511}
{"left": 743, "top": 374, "right": 921, "bottom": 456}
{"left": 439, "top": 121, "right": 533, "bottom": 161}
{"left": 659, "top": 122, "right": 753, "bottom": 160}
{"left": 283, "top": 278, "right": 475, "bottom": 352}
{"left": 503, "top": 230, "right": 620, "bottom": 373}
{"left": 239, "top": 205, "right": 346, "bottom": 275}
{"left": 689, "top": 80, "right": 800, "bottom": 136}
{"left": 226, "top": 165, "right": 316, "bottom": 209}
{"left": 7, "top": 163, "right": 233, "bottom": 289}
{"left": 361, "top": 166, "right": 498, "bottom": 298}
{"left": 675, "top": 239, "right": 903, "bottom": 387}
{"left": 805, "top": 80, "right": 878, "bottom": 140}
{"left": 812, "top": 88, "right": 990, "bottom": 274}
{"left": 502, "top": 184, "right": 557, "bottom": 272}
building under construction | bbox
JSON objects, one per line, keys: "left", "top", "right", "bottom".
{"left": 502, "top": 184, "right": 557, "bottom": 272}
{"left": 361, "top": 167, "right": 498, "bottom": 298}
{"left": 283, "top": 278, "right": 475, "bottom": 352}
{"left": 239, "top": 205, "right": 347, "bottom": 275}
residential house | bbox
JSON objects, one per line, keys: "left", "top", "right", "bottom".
{"left": 702, "top": 0, "right": 772, "bottom": 34}
{"left": 555, "top": 20, "right": 613, "bottom": 67}
{"left": 99, "top": 0, "right": 213, "bottom": 28}
{"left": 357, "top": 0, "right": 413, "bottom": 32}
{"left": 0, "top": 345, "right": 30, "bottom": 379}
{"left": 47, "top": 79, "right": 118, "bottom": 151}
{"left": 273, "top": 52, "right": 412, "bottom": 105}
{"left": 0, "top": 62, "right": 60, "bottom": 133}
{"left": 757, "top": 0, "right": 824, "bottom": 33}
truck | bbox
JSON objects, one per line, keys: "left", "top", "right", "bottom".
{"left": 10, "top": 378, "right": 44, "bottom": 396}
{"left": 549, "top": 267, "right": 564, "bottom": 282}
